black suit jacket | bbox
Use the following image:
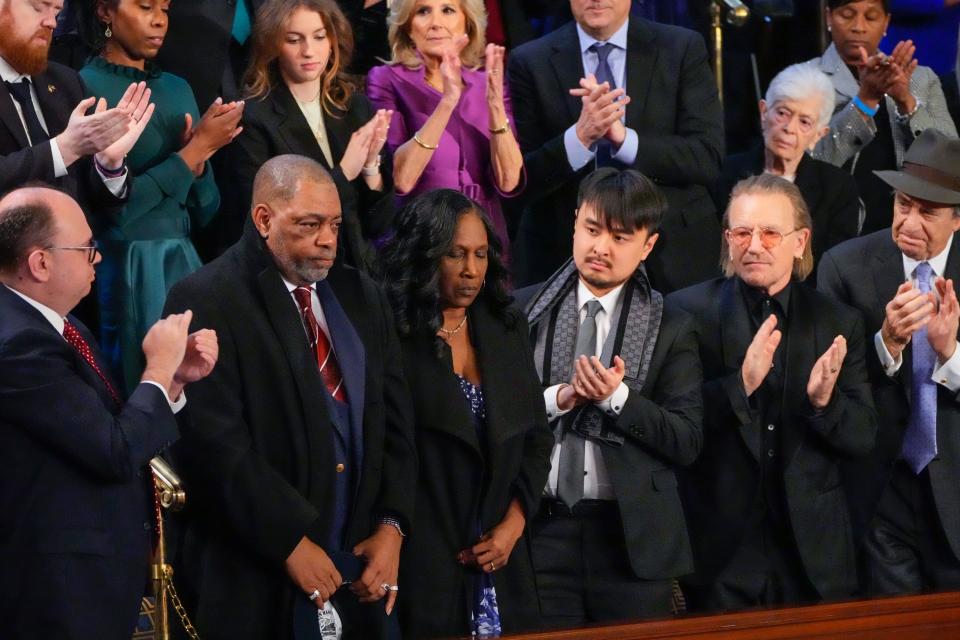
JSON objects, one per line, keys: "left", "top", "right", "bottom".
{"left": 818, "top": 230, "right": 960, "bottom": 558}
{"left": 0, "top": 61, "right": 123, "bottom": 215}
{"left": 231, "top": 85, "right": 394, "bottom": 272}
{"left": 507, "top": 19, "right": 725, "bottom": 291}
{"left": 717, "top": 147, "right": 861, "bottom": 284}
{"left": 162, "top": 226, "right": 417, "bottom": 638}
{"left": 514, "top": 283, "right": 703, "bottom": 580}
{"left": 0, "top": 285, "right": 178, "bottom": 639}
{"left": 155, "top": 0, "right": 267, "bottom": 111}
{"left": 397, "top": 301, "right": 552, "bottom": 638}
{"left": 667, "top": 278, "right": 877, "bottom": 600}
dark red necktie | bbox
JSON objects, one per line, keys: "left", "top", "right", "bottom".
{"left": 293, "top": 286, "right": 346, "bottom": 402}
{"left": 63, "top": 320, "right": 122, "bottom": 407}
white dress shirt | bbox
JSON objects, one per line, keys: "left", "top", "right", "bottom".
{"left": 4, "top": 284, "right": 184, "bottom": 411}
{"left": 563, "top": 19, "right": 640, "bottom": 171}
{"left": 543, "top": 280, "right": 631, "bottom": 500}
{"left": 0, "top": 56, "right": 127, "bottom": 196}
{"left": 874, "top": 234, "right": 960, "bottom": 391}
{"left": 281, "top": 276, "right": 338, "bottom": 354}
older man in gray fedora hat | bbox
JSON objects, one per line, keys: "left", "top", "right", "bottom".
{"left": 818, "top": 128, "right": 960, "bottom": 595}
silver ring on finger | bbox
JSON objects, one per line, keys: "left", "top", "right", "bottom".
{"left": 309, "top": 589, "right": 321, "bottom": 601}
{"left": 388, "top": 584, "right": 399, "bottom": 592}
{"left": 488, "top": 561, "right": 496, "bottom": 571}
{"left": 380, "top": 583, "right": 391, "bottom": 594}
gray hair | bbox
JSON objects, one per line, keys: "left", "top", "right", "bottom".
{"left": 765, "top": 63, "right": 835, "bottom": 129}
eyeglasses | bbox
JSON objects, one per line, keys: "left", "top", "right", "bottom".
{"left": 44, "top": 240, "right": 99, "bottom": 264}
{"left": 725, "top": 226, "right": 798, "bottom": 250}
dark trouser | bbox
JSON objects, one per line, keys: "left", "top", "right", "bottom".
{"left": 686, "top": 520, "right": 818, "bottom": 612}
{"left": 530, "top": 499, "right": 673, "bottom": 629}
{"left": 865, "top": 462, "right": 960, "bottom": 595}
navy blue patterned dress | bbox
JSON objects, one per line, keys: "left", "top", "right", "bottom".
{"left": 456, "top": 374, "right": 503, "bottom": 638}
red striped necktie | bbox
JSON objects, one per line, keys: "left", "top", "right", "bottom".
{"left": 293, "top": 286, "right": 346, "bottom": 402}
{"left": 63, "top": 320, "right": 122, "bottom": 407}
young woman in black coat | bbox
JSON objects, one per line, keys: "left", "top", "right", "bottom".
{"left": 233, "top": 0, "right": 394, "bottom": 272}
{"left": 380, "top": 190, "right": 553, "bottom": 638}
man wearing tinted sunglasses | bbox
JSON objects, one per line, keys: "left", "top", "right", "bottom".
{"left": 668, "top": 173, "right": 877, "bottom": 612}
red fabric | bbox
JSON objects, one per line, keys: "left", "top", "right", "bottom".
{"left": 485, "top": 0, "right": 506, "bottom": 46}
{"left": 63, "top": 320, "right": 122, "bottom": 406}
{"left": 293, "top": 287, "right": 346, "bottom": 402}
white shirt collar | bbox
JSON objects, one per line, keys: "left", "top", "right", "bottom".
{"left": 4, "top": 284, "right": 65, "bottom": 334}
{"left": 576, "top": 18, "right": 629, "bottom": 55}
{"left": 576, "top": 279, "right": 625, "bottom": 317}
{"left": 280, "top": 275, "right": 315, "bottom": 294}
{"left": 0, "top": 56, "right": 30, "bottom": 83}
{"left": 903, "top": 234, "right": 954, "bottom": 280}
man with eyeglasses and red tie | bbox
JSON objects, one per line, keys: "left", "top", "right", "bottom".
{"left": 0, "top": 185, "right": 218, "bottom": 639}
{"left": 667, "top": 173, "right": 877, "bottom": 612}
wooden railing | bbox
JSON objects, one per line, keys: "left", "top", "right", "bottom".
{"left": 494, "top": 591, "right": 960, "bottom": 640}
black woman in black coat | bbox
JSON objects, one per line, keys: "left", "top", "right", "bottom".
{"left": 380, "top": 190, "right": 553, "bottom": 639}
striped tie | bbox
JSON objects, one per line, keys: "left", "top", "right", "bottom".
{"left": 293, "top": 286, "right": 346, "bottom": 402}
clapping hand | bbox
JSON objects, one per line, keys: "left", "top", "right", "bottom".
{"left": 96, "top": 81, "right": 155, "bottom": 169}
{"left": 806, "top": 336, "right": 847, "bottom": 410}
{"left": 927, "top": 277, "right": 960, "bottom": 363}
{"left": 880, "top": 280, "right": 934, "bottom": 360}
{"left": 884, "top": 39, "right": 919, "bottom": 114}
{"left": 570, "top": 73, "right": 628, "bottom": 147}
{"left": 855, "top": 46, "right": 892, "bottom": 106}
{"left": 340, "top": 108, "right": 392, "bottom": 181}
{"left": 741, "top": 314, "right": 782, "bottom": 396}
{"left": 484, "top": 42, "right": 506, "bottom": 109}
{"left": 173, "top": 329, "right": 218, "bottom": 385}
{"left": 439, "top": 34, "right": 469, "bottom": 106}
{"left": 569, "top": 74, "right": 629, "bottom": 148}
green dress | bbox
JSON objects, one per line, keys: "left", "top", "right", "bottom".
{"left": 80, "top": 57, "right": 219, "bottom": 393}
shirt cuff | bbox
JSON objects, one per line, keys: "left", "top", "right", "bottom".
{"left": 564, "top": 125, "right": 595, "bottom": 171}
{"left": 932, "top": 342, "right": 960, "bottom": 392}
{"left": 50, "top": 138, "right": 67, "bottom": 178}
{"left": 142, "top": 380, "right": 186, "bottom": 413}
{"left": 874, "top": 330, "right": 902, "bottom": 377}
{"left": 544, "top": 384, "right": 572, "bottom": 421}
{"left": 597, "top": 382, "right": 629, "bottom": 416}
{"left": 97, "top": 165, "right": 129, "bottom": 198}
{"left": 611, "top": 127, "right": 638, "bottom": 165}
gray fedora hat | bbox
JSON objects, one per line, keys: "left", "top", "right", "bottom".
{"left": 875, "top": 129, "right": 960, "bottom": 205}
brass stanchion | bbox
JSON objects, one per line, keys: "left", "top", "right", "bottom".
{"left": 710, "top": 0, "right": 751, "bottom": 105}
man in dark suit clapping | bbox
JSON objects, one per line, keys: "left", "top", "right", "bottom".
{"left": 0, "top": 185, "right": 218, "bottom": 639}
{"left": 669, "top": 174, "right": 877, "bottom": 611}
{"left": 507, "top": 0, "right": 724, "bottom": 291}
{"left": 818, "top": 129, "right": 960, "bottom": 594}
{"left": 515, "top": 168, "right": 703, "bottom": 626}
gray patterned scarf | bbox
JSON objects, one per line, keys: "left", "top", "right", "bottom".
{"left": 525, "top": 258, "right": 663, "bottom": 445}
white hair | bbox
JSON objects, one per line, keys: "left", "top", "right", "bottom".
{"left": 764, "top": 63, "right": 836, "bottom": 129}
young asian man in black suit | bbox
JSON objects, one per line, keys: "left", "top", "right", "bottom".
{"left": 515, "top": 168, "right": 703, "bottom": 626}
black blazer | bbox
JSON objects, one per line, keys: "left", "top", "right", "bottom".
{"left": 514, "top": 284, "right": 704, "bottom": 581}
{"left": 0, "top": 285, "right": 178, "bottom": 639}
{"left": 717, "top": 147, "right": 862, "bottom": 284}
{"left": 818, "top": 230, "right": 960, "bottom": 558}
{"left": 396, "top": 301, "right": 553, "bottom": 638}
{"left": 0, "top": 61, "right": 123, "bottom": 214}
{"left": 667, "top": 278, "right": 877, "bottom": 600}
{"left": 231, "top": 84, "right": 394, "bottom": 273}
{"left": 506, "top": 19, "right": 725, "bottom": 291}
{"left": 155, "top": 0, "right": 267, "bottom": 111}
{"left": 162, "top": 226, "right": 417, "bottom": 638}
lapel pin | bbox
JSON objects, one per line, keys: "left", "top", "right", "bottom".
{"left": 47, "top": 84, "right": 55, "bottom": 93}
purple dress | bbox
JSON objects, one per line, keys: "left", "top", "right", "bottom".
{"left": 366, "top": 62, "right": 524, "bottom": 261}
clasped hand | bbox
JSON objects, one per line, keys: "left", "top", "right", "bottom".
{"left": 881, "top": 278, "right": 960, "bottom": 364}
{"left": 570, "top": 73, "right": 629, "bottom": 149}
{"left": 557, "top": 355, "right": 626, "bottom": 411}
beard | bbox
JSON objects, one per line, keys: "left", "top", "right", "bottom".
{"left": 0, "top": 9, "right": 52, "bottom": 76}
{"left": 271, "top": 232, "right": 335, "bottom": 284}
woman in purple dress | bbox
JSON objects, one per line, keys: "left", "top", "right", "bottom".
{"left": 366, "top": 0, "right": 524, "bottom": 260}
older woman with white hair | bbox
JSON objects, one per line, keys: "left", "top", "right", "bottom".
{"left": 717, "top": 63, "right": 862, "bottom": 282}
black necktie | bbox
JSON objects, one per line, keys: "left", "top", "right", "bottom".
{"left": 5, "top": 78, "right": 48, "bottom": 146}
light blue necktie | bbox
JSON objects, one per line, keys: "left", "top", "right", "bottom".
{"left": 232, "top": 0, "right": 252, "bottom": 45}
{"left": 589, "top": 42, "right": 617, "bottom": 167}
{"left": 903, "top": 261, "right": 939, "bottom": 474}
